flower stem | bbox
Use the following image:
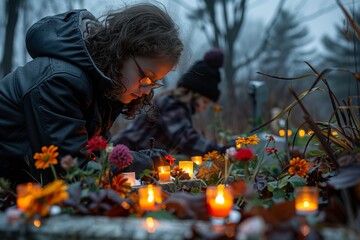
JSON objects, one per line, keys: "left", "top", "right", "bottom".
{"left": 50, "top": 164, "right": 58, "bottom": 180}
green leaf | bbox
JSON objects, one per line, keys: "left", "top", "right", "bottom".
{"left": 272, "top": 188, "right": 286, "bottom": 199}
{"left": 278, "top": 176, "right": 290, "bottom": 188}
{"left": 139, "top": 169, "right": 153, "bottom": 178}
{"left": 86, "top": 161, "right": 102, "bottom": 171}
{"left": 288, "top": 175, "right": 307, "bottom": 188}
{"left": 267, "top": 181, "right": 277, "bottom": 192}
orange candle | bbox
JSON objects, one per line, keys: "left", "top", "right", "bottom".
{"left": 16, "top": 183, "right": 41, "bottom": 211}
{"left": 191, "top": 156, "right": 203, "bottom": 165}
{"left": 206, "top": 185, "right": 233, "bottom": 218}
{"left": 138, "top": 185, "right": 162, "bottom": 211}
{"left": 179, "top": 161, "right": 193, "bottom": 179}
{"left": 295, "top": 186, "right": 319, "bottom": 215}
{"left": 158, "top": 166, "right": 170, "bottom": 182}
{"left": 122, "top": 172, "right": 136, "bottom": 186}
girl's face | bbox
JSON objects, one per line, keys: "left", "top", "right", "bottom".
{"left": 195, "top": 96, "right": 213, "bottom": 113}
{"left": 118, "top": 56, "right": 174, "bottom": 104}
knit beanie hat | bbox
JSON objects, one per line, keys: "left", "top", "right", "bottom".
{"left": 177, "top": 48, "right": 224, "bottom": 102}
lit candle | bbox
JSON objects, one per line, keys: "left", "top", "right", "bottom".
{"left": 206, "top": 185, "right": 233, "bottom": 218}
{"left": 191, "top": 156, "right": 203, "bottom": 165}
{"left": 122, "top": 172, "right": 136, "bottom": 186}
{"left": 158, "top": 166, "right": 170, "bottom": 182}
{"left": 16, "top": 183, "right": 41, "bottom": 211}
{"left": 179, "top": 161, "right": 194, "bottom": 179}
{"left": 295, "top": 186, "right": 319, "bottom": 215}
{"left": 138, "top": 185, "right": 162, "bottom": 211}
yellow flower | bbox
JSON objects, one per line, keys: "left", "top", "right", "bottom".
{"left": 203, "top": 150, "right": 221, "bottom": 161}
{"left": 288, "top": 157, "right": 311, "bottom": 178}
{"left": 34, "top": 145, "right": 59, "bottom": 169}
{"left": 236, "top": 134, "right": 260, "bottom": 148}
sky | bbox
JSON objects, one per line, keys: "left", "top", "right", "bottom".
{"left": 1, "top": 0, "right": 359, "bottom": 74}
{"left": 247, "top": 0, "right": 360, "bottom": 53}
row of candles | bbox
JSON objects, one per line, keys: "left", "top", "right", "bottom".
{"left": 124, "top": 156, "right": 203, "bottom": 185}
{"left": 16, "top": 149, "right": 319, "bottom": 221}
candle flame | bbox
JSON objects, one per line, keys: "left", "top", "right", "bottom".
{"left": 303, "top": 201, "right": 310, "bottom": 207}
{"left": 215, "top": 185, "right": 225, "bottom": 204}
{"left": 147, "top": 185, "right": 154, "bottom": 203}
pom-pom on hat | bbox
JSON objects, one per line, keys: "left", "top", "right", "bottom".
{"left": 177, "top": 48, "right": 224, "bottom": 102}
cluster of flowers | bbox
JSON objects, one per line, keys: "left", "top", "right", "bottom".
{"left": 17, "top": 137, "right": 135, "bottom": 219}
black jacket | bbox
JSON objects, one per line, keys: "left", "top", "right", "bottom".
{"left": 0, "top": 10, "right": 122, "bottom": 186}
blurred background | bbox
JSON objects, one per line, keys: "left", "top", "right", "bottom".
{"left": 0, "top": 0, "right": 359, "bottom": 142}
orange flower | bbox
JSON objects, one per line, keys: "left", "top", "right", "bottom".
{"left": 212, "top": 104, "right": 222, "bottom": 112}
{"left": 288, "top": 157, "right": 311, "bottom": 178}
{"left": 203, "top": 150, "right": 221, "bottom": 161}
{"left": 22, "top": 180, "right": 68, "bottom": 217}
{"left": 34, "top": 145, "right": 59, "bottom": 169}
{"left": 236, "top": 134, "right": 260, "bottom": 148}
{"left": 111, "top": 174, "right": 131, "bottom": 197}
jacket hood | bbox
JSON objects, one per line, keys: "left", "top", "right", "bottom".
{"left": 26, "top": 9, "right": 111, "bottom": 87}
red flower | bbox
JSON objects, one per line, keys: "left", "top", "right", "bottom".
{"left": 86, "top": 136, "right": 107, "bottom": 153}
{"left": 165, "top": 154, "right": 175, "bottom": 165}
{"left": 234, "top": 148, "right": 254, "bottom": 161}
{"left": 265, "top": 146, "right": 279, "bottom": 155}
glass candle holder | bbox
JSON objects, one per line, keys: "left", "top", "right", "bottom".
{"left": 295, "top": 186, "right": 319, "bottom": 215}
{"left": 206, "top": 185, "right": 233, "bottom": 221}
{"left": 191, "top": 156, "right": 203, "bottom": 165}
{"left": 16, "top": 183, "right": 41, "bottom": 211}
{"left": 158, "top": 166, "right": 170, "bottom": 182}
{"left": 179, "top": 161, "right": 193, "bottom": 179}
{"left": 138, "top": 185, "right": 162, "bottom": 211}
{"left": 122, "top": 172, "right": 136, "bottom": 186}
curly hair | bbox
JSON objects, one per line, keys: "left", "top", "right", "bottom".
{"left": 85, "top": 3, "right": 183, "bottom": 119}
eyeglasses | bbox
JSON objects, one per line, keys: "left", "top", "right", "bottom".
{"left": 132, "top": 57, "right": 163, "bottom": 89}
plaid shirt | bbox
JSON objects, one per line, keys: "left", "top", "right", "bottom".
{"left": 112, "top": 93, "right": 223, "bottom": 156}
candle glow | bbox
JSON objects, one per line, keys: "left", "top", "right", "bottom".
{"left": 122, "top": 172, "right": 136, "bottom": 186}
{"left": 138, "top": 185, "right": 162, "bottom": 211}
{"left": 191, "top": 156, "right": 203, "bottom": 165}
{"left": 295, "top": 186, "right": 319, "bottom": 215}
{"left": 179, "top": 161, "right": 193, "bottom": 179}
{"left": 206, "top": 185, "right": 233, "bottom": 218}
{"left": 158, "top": 166, "right": 170, "bottom": 182}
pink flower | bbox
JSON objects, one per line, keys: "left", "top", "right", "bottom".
{"left": 86, "top": 136, "right": 107, "bottom": 153}
{"left": 234, "top": 148, "right": 254, "bottom": 161}
{"left": 108, "top": 144, "right": 133, "bottom": 169}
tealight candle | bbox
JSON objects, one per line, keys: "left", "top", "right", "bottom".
{"left": 158, "top": 166, "right": 170, "bottom": 182}
{"left": 138, "top": 185, "right": 162, "bottom": 211}
{"left": 16, "top": 183, "right": 41, "bottom": 211}
{"left": 191, "top": 156, "right": 203, "bottom": 165}
{"left": 206, "top": 184, "right": 233, "bottom": 219}
{"left": 295, "top": 186, "right": 319, "bottom": 215}
{"left": 122, "top": 172, "right": 136, "bottom": 186}
{"left": 179, "top": 161, "right": 193, "bottom": 179}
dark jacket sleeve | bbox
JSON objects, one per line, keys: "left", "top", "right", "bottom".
{"left": 159, "top": 100, "right": 223, "bottom": 156}
{"left": 23, "top": 65, "right": 93, "bottom": 181}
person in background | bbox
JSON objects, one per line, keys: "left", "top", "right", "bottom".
{"left": 112, "top": 48, "right": 226, "bottom": 156}
{"left": 0, "top": 3, "right": 183, "bottom": 189}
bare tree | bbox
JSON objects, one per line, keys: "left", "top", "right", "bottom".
{"left": 0, "top": 0, "right": 22, "bottom": 78}
{"left": 183, "top": 0, "right": 285, "bottom": 132}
